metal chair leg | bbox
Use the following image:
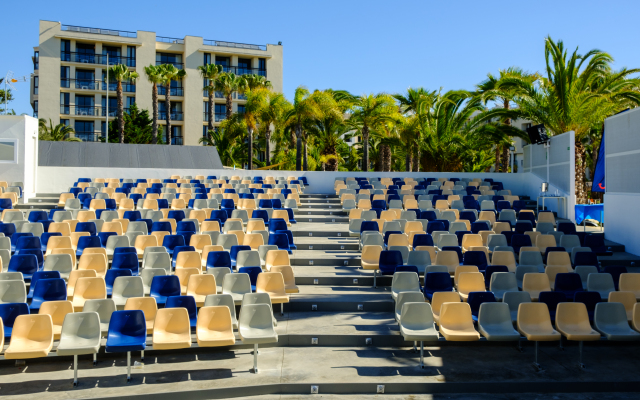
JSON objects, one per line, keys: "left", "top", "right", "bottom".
{"left": 93, "top": 352, "right": 97, "bottom": 367}
{"left": 533, "top": 341, "right": 542, "bottom": 371}
{"left": 253, "top": 344, "right": 258, "bottom": 373}
{"left": 413, "top": 341, "right": 417, "bottom": 353}
{"left": 73, "top": 355, "right": 78, "bottom": 387}
{"left": 579, "top": 341, "right": 586, "bottom": 369}
{"left": 141, "top": 350, "right": 144, "bottom": 362}
{"left": 419, "top": 341, "right": 425, "bottom": 369}
{"left": 127, "top": 351, "right": 131, "bottom": 383}
{"left": 281, "top": 303, "right": 284, "bottom": 316}
{"left": 373, "top": 270, "right": 377, "bottom": 288}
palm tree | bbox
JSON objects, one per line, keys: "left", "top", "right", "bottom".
{"left": 199, "top": 64, "right": 223, "bottom": 132}
{"left": 305, "top": 90, "right": 347, "bottom": 171}
{"left": 107, "top": 64, "right": 139, "bottom": 143}
{"left": 38, "top": 118, "right": 81, "bottom": 141}
{"left": 158, "top": 64, "right": 186, "bottom": 145}
{"left": 476, "top": 67, "right": 538, "bottom": 172}
{"left": 229, "top": 87, "right": 270, "bottom": 170}
{"left": 244, "top": 74, "right": 272, "bottom": 90}
{"left": 490, "top": 36, "right": 640, "bottom": 203}
{"left": 199, "top": 127, "right": 240, "bottom": 167}
{"left": 214, "top": 72, "right": 246, "bottom": 121}
{"left": 346, "top": 93, "right": 397, "bottom": 172}
{"left": 143, "top": 65, "right": 164, "bottom": 144}
{"left": 259, "top": 92, "right": 291, "bottom": 166}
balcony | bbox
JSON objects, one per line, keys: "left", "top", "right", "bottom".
{"left": 212, "top": 64, "right": 266, "bottom": 76}
{"left": 158, "top": 86, "right": 184, "bottom": 96}
{"left": 62, "top": 25, "right": 137, "bottom": 38}
{"left": 203, "top": 39, "right": 266, "bottom": 51}
{"left": 203, "top": 112, "right": 227, "bottom": 122}
{"left": 61, "top": 52, "right": 136, "bottom": 66}
{"left": 102, "top": 82, "right": 136, "bottom": 93}
{"left": 61, "top": 105, "right": 101, "bottom": 117}
{"left": 157, "top": 36, "right": 184, "bottom": 44}
{"left": 156, "top": 61, "right": 184, "bottom": 69}
{"left": 102, "top": 107, "right": 131, "bottom": 117}
{"left": 61, "top": 79, "right": 101, "bottom": 90}
{"left": 171, "top": 136, "right": 184, "bottom": 145}
{"left": 236, "top": 92, "right": 247, "bottom": 100}
{"left": 159, "top": 111, "right": 184, "bottom": 121}
{"left": 74, "top": 131, "right": 103, "bottom": 142}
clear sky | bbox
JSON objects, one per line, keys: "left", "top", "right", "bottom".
{"left": 3, "top": 0, "right": 640, "bottom": 115}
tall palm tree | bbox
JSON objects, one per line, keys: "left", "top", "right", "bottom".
{"left": 214, "top": 72, "right": 246, "bottom": 121}
{"left": 345, "top": 93, "right": 397, "bottom": 172}
{"left": 476, "top": 67, "right": 537, "bottom": 172}
{"left": 38, "top": 118, "right": 81, "bottom": 142}
{"left": 199, "top": 127, "right": 240, "bottom": 167}
{"left": 199, "top": 64, "right": 223, "bottom": 132}
{"left": 244, "top": 74, "right": 272, "bottom": 90}
{"left": 259, "top": 92, "right": 291, "bottom": 166}
{"left": 229, "top": 87, "right": 270, "bottom": 170}
{"left": 107, "top": 64, "right": 139, "bottom": 143}
{"left": 489, "top": 36, "right": 640, "bottom": 203}
{"left": 143, "top": 65, "right": 164, "bottom": 144}
{"left": 158, "top": 64, "right": 186, "bottom": 145}
{"left": 306, "top": 90, "right": 348, "bottom": 171}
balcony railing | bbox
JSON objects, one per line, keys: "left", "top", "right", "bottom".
{"left": 157, "top": 36, "right": 184, "bottom": 44}
{"left": 203, "top": 39, "right": 266, "bottom": 51}
{"left": 74, "top": 131, "right": 104, "bottom": 142}
{"left": 62, "top": 24, "right": 137, "bottom": 38}
{"left": 102, "top": 107, "right": 131, "bottom": 117}
{"left": 61, "top": 78, "right": 100, "bottom": 90}
{"left": 61, "top": 52, "right": 136, "bottom": 66}
{"left": 60, "top": 105, "right": 131, "bottom": 117}
{"left": 102, "top": 82, "right": 136, "bottom": 93}
{"left": 237, "top": 92, "right": 247, "bottom": 100}
{"left": 171, "top": 136, "right": 184, "bottom": 145}
{"left": 212, "top": 64, "right": 266, "bottom": 76}
{"left": 159, "top": 111, "right": 184, "bottom": 121}
{"left": 158, "top": 86, "right": 184, "bottom": 96}
{"left": 204, "top": 112, "right": 227, "bottom": 122}
{"left": 156, "top": 61, "right": 184, "bottom": 69}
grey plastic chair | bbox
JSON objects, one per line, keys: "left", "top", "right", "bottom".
{"left": 388, "top": 199, "right": 403, "bottom": 210}
{"left": 142, "top": 251, "right": 171, "bottom": 273}
{"left": 361, "top": 210, "right": 377, "bottom": 221}
{"left": 360, "top": 232, "right": 383, "bottom": 250}
{"left": 52, "top": 210, "right": 73, "bottom": 223}
{"left": 574, "top": 266, "right": 598, "bottom": 289}
{"left": 192, "top": 199, "right": 208, "bottom": 210}
{"left": 498, "top": 210, "right": 516, "bottom": 227}
{"left": 551, "top": 231, "right": 566, "bottom": 244}
{"left": 236, "top": 250, "right": 261, "bottom": 270}
{"left": 0, "top": 237, "right": 10, "bottom": 251}
{"left": 515, "top": 266, "right": 540, "bottom": 289}
{"left": 399, "top": 302, "right": 438, "bottom": 368}
{"left": 89, "top": 219, "right": 104, "bottom": 233}
{"left": 44, "top": 253, "right": 74, "bottom": 280}
{"left": 238, "top": 303, "right": 278, "bottom": 373}
{"left": 0, "top": 280, "right": 26, "bottom": 303}
{"left": 217, "top": 234, "right": 239, "bottom": 252}
{"left": 519, "top": 251, "right": 544, "bottom": 271}
{"left": 349, "top": 219, "right": 364, "bottom": 237}
{"left": 106, "top": 235, "right": 130, "bottom": 259}
{"left": 395, "top": 291, "right": 425, "bottom": 322}
{"left": 94, "top": 193, "right": 109, "bottom": 201}
{"left": 64, "top": 198, "right": 81, "bottom": 210}
{"left": 147, "top": 210, "right": 164, "bottom": 222}
{"left": 448, "top": 222, "right": 466, "bottom": 234}
{"left": 536, "top": 222, "right": 555, "bottom": 234}
{"left": 284, "top": 199, "right": 298, "bottom": 209}
{"left": 223, "top": 220, "right": 244, "bottom": 233}
{"left": 222, "top": 273, "right": 252, "bottom": 305}
{"left": 489, "top": 272, "right": 518, "bottom": 301}
{"left": 450, "top": 200, "right": 465, "bottom": 211}
{"left": 258, "top": 245, "right": 278, "bottom": 266}
{"left": 83, "top": 298, "right": 116, "bottom": 330}
{"left": 20, "top": 222, "right": 44, "bottom": 237}
{"left": 503, "top": 291, "right": 531, "bottom": 323}
{"left": 441, "top": 211, "right": 457, "bottom": 224}
{"left": 571, "top": 247, "right": 593, "bottom": 265}
{"left": 125, "top": 232, "right": 143, "bottom": 247}
{"left": 182, "top": 218, "right": 201, "bottom": 234}
{"left": 0, "top": 249, "right": 10, "bottom": 272}
{"left": 400, "top": 211, "right": 417, "bottom": 221}
{"left": 478, "top": 302, "right": 520, "bottom": 341}
{"left": 3, "top": 210, "right": 23, "bottom": 223}
{"left": 342, "top": 199, "right": 356, "bottom": 211}
{"left": 418, "top": 200, "right": 433, "bottom": 210}
{"left": 438, "top": 234, "right": 459, "bottom": 249}
{"left": 388, "top": 245, "right": 409, "bottom": 265}
{"left": 487, "top": 234, "right": 507, "bottom": 252}
{"left": 112, "top": 276, "right": 144, "bottom": 309}
{"left": 382, "top": 221, "right": 401, "bottom": 233}
{"left": 207, "top": 199, "right": 220, "bottom": 209}
{"left": 587, "top": 273, "right": 615, "bottom": 299}
{"left": 560, "top": 235, "right": 582, "bottom": 254}
{"left": 0, "top": 271, "right": 22, "bottom": 281}
{"left": 127, "top": 222, "right": 149, "bottom": 235}
{"left": 57, "top": 311, "right": 102, "bottom": 386}
{"left": 202, "top": 231, "right": 221, "bottom": 247}
{"left": 204, "top": 294, "right": 238, "bottom": 329}
{"left": 241, "top": 292, "right": 277, "bottom": 327}
{"left": 207, "top": 267, "right": 231, "bottom": 293}
{"left": 391, "top": 272, "right": 421, "bottom": 301}
{"left": 407, "top": 251, "right": 431, "bottom": 274}
{"left": 593, "top": 302, "right": 640, "bottom": 341}
{"left": 84, "top": 187, "right": 99, "bottom": 196}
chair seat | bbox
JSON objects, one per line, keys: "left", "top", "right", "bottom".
{"left": 197, "top": 331, "right": 236, "bottom": 347}
{"left": 239, "top": 330, "right": 278, "bottom": 345}
{"left": 57, "top": 339, "right": 100, "bottom": 356}
{"left": 517, "top": 328, "right": 560, "bottom": 341}
{"left": 153, "top": 332, "right": 192, "bottom": 350}
{"left": 399, "top": 326, "right": 438, "bottom": 342}
{"left": 265, "top": 293, "right": 289, "bottom": 304}
{"left": 4, "top": 339, "right": 53, "bottom": 359}
{"left": 557, "top": 327, "right": 600, "bottom": 341}
{"left": 439, "top": 326, "right": 481, "bottom": 341}
{"left": 105, "top": 341, "right": 145, "bottom": 353}
{"left": 284, "top": 285, "right": 299, "bottom": 294}
{"left": 478, "top": 325, "right": 520, "bottom": 341}
{"left": 361, "top": 261, "right": 378, "bottom": 270}
{"left": 598, "top": 328, "right": 640, "bottom": 341}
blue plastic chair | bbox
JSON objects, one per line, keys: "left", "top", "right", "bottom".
{"left": 27, "top": 211, "right": 48, "bottom": 223}
{"left": 123, "top": 211, "right": 141, "bottom": 222}
{"left": 283, "top": 208, "right": 296, "bottom": 224}
{"left": 149, "top": 275, "right": 181, "bottom": 307}
{"left": 8, "top": 254, "right": 38, "bottom": 280}
{"left": 238, "top": 266, "right": 262, "bottom": 291}
{"left": 27, "top": 270, "right": 61, "bottom": 300}
{"left": 496, "top": 201, "right": 511, "bottom": 212}
{"left": 105, "top": 269, "right": 133, "bottom": 296}
{"left": 75, "top": 222, "right": 97, "bottom": 236}
{"left": 459, "top": 211, "right": 477, "bottom": 223}
{"left": 554, "top": 273, "right": 584, "bottom": 299}
{"left": 105, "top": 310, "right": 147, "bottom": 382}
{"left": 574, "top": 252, "right": 599, "bottom": 270}
{"left": 176, "top": 220, "right": 197, "bottom": 233}
{"left": 19, "top": 249, "right": 44, "bottom": 270}
{"left": 252, "top": 209, "right": 269, "bottom": 226}
{"left": 104, "top": 199, "right": 117, "bottom": 210}
{"left": 419, "top": 210, "right": 437, "bottom": 221}
{"left": 69, "top": 187, "right": 83, "bottom": 197}
{"left": 539, "top": 291, "right": 567, "bottom": 322}
{"left": 0, "top": 198, "right": 13, "bottom": 212}
{"left": 426, "top": 221, "right": 445, "bottom": 234}
{"left": 511, "top": 234, "right": 532, "bottom": 255}
{"left": 167, "top": 210, "right": 186, "bottom": 223}
{"left": 584, "top": 234, "right": 610, "bottom": 255}
{"left": 268, "top": 219, "right": 288, "bottom": 235}
{"left": 467, "top": 291, "right": 497, "bottom": 322}
{"left": 0, "top": 222, "right": 16, "bottom": 237}
{"left": 0, "top": 303, "right": 29, "bottom": 338}
{"left": 471, "top": 221, "right": 491, "bottom": 234}
{"left": 14, "top": 234, "right": 38, "bottom": 253}
{"left": 210, "top": 210, "right": 228, "bottom": 226}
{"left": 379, "top": 250, "right": 403, "bottom": 276}
{"left": 396, "top": 265, "right": 419, "bottom": 275}
{"left": 574, "top": 291, "right": 602, "bottom": 321}
{"left": 206, "top": 251, "right": 232, "bottom": 270}
{"left": 176, "top": 231, "right": 194, "bottom": 248}
{"left": 412, "top": 234, "right": 434, "bottom": 250}
{"left": 484, "top": 265, "right": 509, "bottom": 289}
{"left": 269, "top": 233, "right": 291, "bottom": 254}
{"left": 258, "top": 199, "right": 273, "bottom": 209}
{"left": 360, "top": 221, "right": 380, "bottom": 235}
{"left": 151, "top": 221, "right": 172, "bottom": 233}
{"left": 224, "top": 189, "right": 236, "bottom": 194}
{"left": 165, "top": 295, "right": 197, "bottom": 328}
{"left": 98, "top": 231, "right": 117, "bottom": 248}
{"left": 463, "top": 251, "right": 488, "bottom": 271}
{"left": 512, "top": 200, "right": 527, "bottom": 213}
{"left": 112, "top": 252, "right": 140, "bottom": 276}
{"left": 604, "top": 266, "right": 627, "bottom": 291}
{"left": 156, "top": 199, "right": 169, "bottom": 210}
{"left": 162, "top": 235, "right": 185, "bottom": 256}
{"left": 276, "top": 230, "right": 297, "bottom": 251}
{"left": 76, "top": 236, "right": 101, "bottom": 257}
{"left": 371, "top": 200, "right": 386, "bottom": 210}
{"left": 221, "top": 200, "right": 235, "bottom": 217}
{"left": 515, "top": 220, "right": 534, "bottom": 234}
{"left": 229, "top": 245, "right": 251, "bottom": 268}
{"left": 29, "top": 278, "right": 67, "bottom": 312}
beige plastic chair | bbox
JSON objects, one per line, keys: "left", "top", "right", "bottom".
{"left": 102, "top": 221, "right": 124, "bottom": 236}
{"left": 175, "top": 251, "right": 201, "bottom": 270}
{"left": 454, "top": 266, "right": 479, "bottom": 287}
{"left": 609, "top": 291, "right": 637, "bottom": 321}
{"left": 265, "top": 250, "right": 291, "bottom": 271}
{"left": 190, "top": 234, "right": 212, "bottom": 254}
{"left": 461, "top": 234, "right": 483, "bottom": 252}
{"left": 545, "top": 265, "right": 570, "bottom": 290}
{"left": 522, "top": 273, "right": 550, "bottom": 301}
{"left": 536, "top": 235, "right": 557, "bottom": 255}
{"left": 72, "top": 277, "right": 107, "bottom": 311}
{"left": 124, "top": 297, "right": 157, "bottom": 334}
{"left": 70, "top": 231, "right": 88, "bottom": 250}
{"left": 619, "top": 273, "right": 640, "bottom": 300}
{"left": 547, "top": 252, "right": 572, "bottom": 270}
{"left": 175, "top": 267, "right": 200, "bottom": 295}
{"left": 270, "top": 265, "right": 299, "bottom": 294}
{"left": 555, "top": 302, "right": 602, "bottom": 371}
{"left": 243, "top": 233, "right": 265, "bottom": 250}
{"left": 152, "top": 308, "right": 192, "bottom": 350}
{"left": 438, "top": 302, "right": 480, "bottom": 341}
{"left": 56, "top": 311, "right": 102, "bottom": 386}
{"left": 48, "top": 222, "right": 72, "bottom": 237}
{"left": 256, "top": 272, "right": 289, "bottom": 315}
{"left": 4, "top": 314, "right": 54, "bottom": 359}
{"left": 196, "top": 305, "right": 236, "bottom": 347}
{"left": 204, "top": 294, "right": 238, "bottom": 329}
{"left": 457, "top": 272, "right": 485, "bottom": 301}
{"left": 187, "top": 274, "right": 217, "bottom": 307}
{"left": 491, "top": 251, "right": 517, "bottom": 273}
{"left": 433, "top": 251, "right": 458, "bottom": 275}
{"left": 38, "top": 300, "right": 74, "bottom": 340}
{"left": 517, "top": 302, "right": 561, "bottom": 370}
{"left": 431, "top": 292, "right": 460, "bottom": 324}
{"left": 238, "top": 303, "right": 278, "bottom": 373}
{"left": 67, "top": 269, "right": 97, "bottom": 299}
{"left": 78, "top": 253, "right": 108, "bottom": 278}
{"left": 135, "top": 235, "right": 158, "bottom": 259}
{"left": 399, "top": 302, "right": 438, "bottom": 368}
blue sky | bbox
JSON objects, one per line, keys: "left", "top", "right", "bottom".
{"left": 3, "top": 0, "right": 640, "bottom": 115}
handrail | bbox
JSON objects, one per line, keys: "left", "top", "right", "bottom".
{"left": 204, "top": 39, "right": 266, "bottom": 51}
{"left": 62, "top": 24, "right": 137, "bottom": 38}
{"left": 157, "top": 36, "right": 184, "bottom": 44}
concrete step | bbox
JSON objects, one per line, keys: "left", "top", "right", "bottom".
{"left": 292, "top": 230, "right": 350, "bottom": 238}
{"left": 295, "top": 209, "right": 348, "bottom": 216}
{"left": 286, "top": 285, "right": 394, "bottom": 312}
{"left": 28, "top": 197, "right": 58, "bottom": 204}
{"left": 291, "top": 250, "right": 361, "bottom": 266}
{"left": 295, "top": 216, "right": 349, "bottom": 223}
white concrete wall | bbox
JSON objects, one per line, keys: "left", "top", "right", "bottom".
{"left": 0, "top": 115, "right": 39, "bottom": 198}
{"left": 604, "top": 193, "right": 640, "bottom": 256}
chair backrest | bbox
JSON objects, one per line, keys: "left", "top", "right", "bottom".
{"left": 394, "top": 291, "right": 425, "bottom": 318}
{"left": 517, "top": 302, "right": 554, "bottom": 331}
{"left": 439, "top": 302, "right": 475, "bottom": 329}
{"left": 83, "top": 298, "right": 117, "bottom": 331}
{"left": 256, "top": 272, "right": 286, "bottom": 295}
{"left": 222, "top": 273, "right": 252, "bottom": 295}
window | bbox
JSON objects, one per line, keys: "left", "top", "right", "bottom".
{"left": 238, "top": 58, "right": 251, "bottom": 74}
{"left": 215, "top": 104, "right": 226, "bottom": 121}
{"left": 0, "top": 139, "right": 18, "bottom": 164}
{"left": 237, "top": 105, "right": 246, "bottom": 114}
{"left": 76, "top": 43, "right": 95, "bottom": 54}
{"left": 126, "top": 97, "right": 135, "bottom": 109}
{"left": 259, "top": 58, "right": 266, "bottom": 71}
{"left": 203, "top": 125, "right": 208, "bottom": 137}
{"left": 60, "top": 119, "right": 69, "bottom": 126}
{"left": 127, "top": 46, "right": 136, "bottom": 66}
{"left": 33, "top": 51, "right": 39, "bottom": 70}
{"left": 33, "top": 76, "right": 38, "bottom": 94}
{"left": 203, "top": 53, "right": 211, "bottom": 65}
{"left": 60, "top": 93, "right": 70, "bottom": 114}
{"left": 215, "top": 56, "right": 230, "bottom": 67}
{"left": 76, "top": 95, "right": 94, "bottom": 107}
{"left": 102, "top": 97, "right": 117, "bottom": 117}
{"left": 33, "top": 101, "right": 38, "bottom": 118}
{"left": 76, "top": 69, "right": 95, "bottom": 89}
{"left": 61, "top": 39, "right": 70, "bottom": 61}
{"left": 170, "top": 126, "right": 183, "bottom": 145}
{"left": 156, "top": 52, "right": 182, "bottom": 67}
{"left": 74, "top": 120, "right": 95, "bottom": 135}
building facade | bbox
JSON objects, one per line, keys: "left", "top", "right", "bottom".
{"left": 31, "top": 20, "right": 283, "bottom": 145}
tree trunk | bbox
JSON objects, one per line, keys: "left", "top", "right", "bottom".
{"left": 405, "top": 150, "right": 412, "bottom": 172}
{"left": 117, "top": 81, "right": 124, "bottom": 143}
{"left": 412, "top": 148, "right": 420, "bottom": 172}
{"left": 362, "top": 125, "right": 369, "bottom": 172}
{"left": 295, "top": 125, "right": 302, "bottom": 171}
{"left": 151, "top": 83, "right": 158, "bottom": 144}
{"left": 575, "top": 142, "right": 588, "bottom": 204}
{"left": 225, "top": 93, "right": 233, "bottom": 121}
{"left": 303, "top": 140, "right": 308, "bottom": 171}
{"left": 165, "top": 83, "right": 172, "bottom": 145}
{"left": 381, "top": 144, "right": 391, "bottom": 172}
{"left": 208, "top": 89, "right": 214, "bottom": 132}
{"left": 265, "top": 129, "right": 271, "bottom": 166}
{"left": 494, "top": 145, "right": 500, "bottom": 172}
{"left": 247, "top": 127, "right": 253, "bottom": 170}
{"left": 501, "top": 146, "right": 510, "bottom": 173}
